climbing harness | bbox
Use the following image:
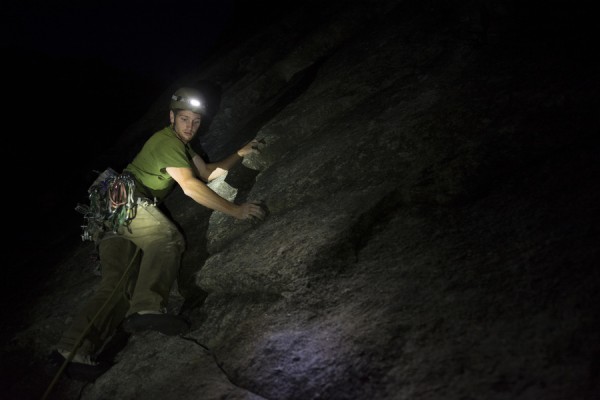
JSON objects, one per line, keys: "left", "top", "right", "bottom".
{"left": 75, "top": 168, "right": 137, "bottom": 242}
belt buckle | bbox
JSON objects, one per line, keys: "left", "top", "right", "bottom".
{"left": 137, "top": 197, "right": 156, "bottom": 207}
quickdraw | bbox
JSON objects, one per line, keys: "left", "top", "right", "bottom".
{"left": 75, "top": 168, "right": 137, "bottom": 241}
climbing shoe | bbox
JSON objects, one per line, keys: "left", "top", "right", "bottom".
{"left": 47, "top": 350, "right": 112, "bottom": 382}
{"left": 122, "top": 312, "right": 190, "bottom": 335}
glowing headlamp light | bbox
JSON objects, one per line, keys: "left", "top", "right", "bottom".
{"left": 172, "top": 95, "right": 203, "bottom": 109}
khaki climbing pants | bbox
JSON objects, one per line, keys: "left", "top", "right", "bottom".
{"left": 56, "top": 202, "right": 185, "bottom": 356}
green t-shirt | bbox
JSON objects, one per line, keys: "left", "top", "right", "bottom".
{"left": 124, "top": 126, "right": 197, "bottom": 202}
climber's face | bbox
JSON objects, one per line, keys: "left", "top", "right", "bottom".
{"left": 170, "top": 109, "right": 202, "bottom": 144}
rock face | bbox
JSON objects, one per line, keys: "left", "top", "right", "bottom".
{"left": 4, "top": 1, "right": 600, "bottom": 399}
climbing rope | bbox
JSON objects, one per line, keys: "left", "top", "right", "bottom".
{"left": 41, "top": 246, "right": 142, "bottom": 400}
{"left": 42, "top": 169, "right": 140, "bottom": 398}
{"left": 76, "top": 169, "right": 137, "bottom": 242}
{"left": 105, "top": 172, "right": 137, "bottom": 234}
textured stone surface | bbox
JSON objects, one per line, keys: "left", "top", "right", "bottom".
{"left": 3, "top": 1, "right": 599, "bottom": 399}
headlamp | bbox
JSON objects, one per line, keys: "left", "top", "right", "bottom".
{"left": 172, "top": 95, "right": 202, "bottom": 108}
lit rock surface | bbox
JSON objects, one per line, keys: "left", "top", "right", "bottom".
{"left": 4, "top": 1, "right": 599, "bottom": 399}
